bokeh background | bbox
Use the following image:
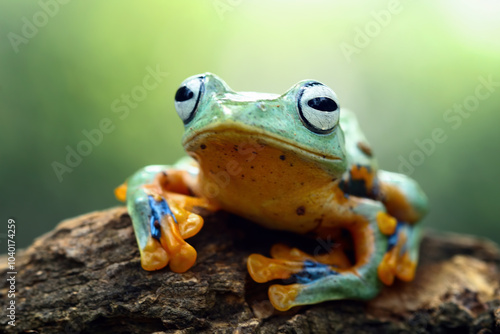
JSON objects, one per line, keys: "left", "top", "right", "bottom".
{"left": 1, "top": 0, "right": 499, "bottom": 249}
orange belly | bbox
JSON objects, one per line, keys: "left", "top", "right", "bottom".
{"left": 185, "top": 128, "right": 344, "bottom": 234}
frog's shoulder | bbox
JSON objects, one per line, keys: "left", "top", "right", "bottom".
{"left": 173, "top": 156, "right": 199, "bottom": 176}
{"left": 339, "top": 108, "right": 360, "bottom": 131}
{"left": 339, "top": 108, "right": 377, "bottom": 169}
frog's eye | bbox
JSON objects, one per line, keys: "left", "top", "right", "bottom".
{"left": 174, "top": 76, "right": 205, "bottom": 124}
{"left": 297, "top": 82, "right": 340, "bottom": 134}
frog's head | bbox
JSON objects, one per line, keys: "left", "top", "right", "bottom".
{"left": 173, "top": 73, "right": 347, "bottom": 179}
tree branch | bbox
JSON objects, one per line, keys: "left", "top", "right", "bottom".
{"left": 1, "top": 207, "right": 499, "bottom": 333}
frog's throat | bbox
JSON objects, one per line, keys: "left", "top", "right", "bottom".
{"left": 182, "top": 124, "right": 342, "bottom": 161}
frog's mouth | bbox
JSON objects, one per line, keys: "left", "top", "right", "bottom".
{"left": 182, "top": 124, "right": 342, "bottom": 162}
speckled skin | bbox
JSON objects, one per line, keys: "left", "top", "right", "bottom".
{"left": 117, "top": 73, "right": 428, "bottom": 311}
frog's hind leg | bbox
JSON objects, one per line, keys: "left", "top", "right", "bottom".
{"left": 247, "top": 199, "right": 389, "bottom": 311}
{"left": 375, "top": 170, "right": 426, "bottom": 284}
{"left": 378, "top": 170, "right": 428, "bottom": 223}
{"left": 116, "top": 161, "right": 218, "bottom": 273}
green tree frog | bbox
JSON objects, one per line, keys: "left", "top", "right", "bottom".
{"left": 115, "top": 73, "right": 428, "bottom": 311}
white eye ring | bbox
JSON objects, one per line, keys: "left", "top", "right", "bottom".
{"left": 174, "top": 76, "right": 205, "bottom": 124}
{"left": 297, "top": 82, "right": 340, "bottom": 134}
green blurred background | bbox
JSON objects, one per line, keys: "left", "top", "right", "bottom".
{"left": 1, "top": 0, "right": 499, "bottom": 249}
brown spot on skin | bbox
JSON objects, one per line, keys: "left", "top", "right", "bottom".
{"left": 279, "top": 155, "right": 286, "bottom": 160}
{"left": 153, "top": 220, "right": 160, "bottom": 229}
{"left": 200, "top": 144, "right": 207, "bottom": 150}
{"left": 357, "top": 142, "right": 373, "bottom": 157}
{"left": 296, "top": 206, "right": 306, "bottom": 216}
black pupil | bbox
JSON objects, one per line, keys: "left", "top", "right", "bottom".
{"left": 307, "top": 97, "right": 338, "bottom": 112}
{"left": 175, "top": 86, "right": 194, "bottom": 102}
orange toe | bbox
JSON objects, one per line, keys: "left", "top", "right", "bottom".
{"left": 140, "top": 237, "right": 169, "bottom": 271}
{"left": 268, "top": 284, "right": 301, "bottom": 311}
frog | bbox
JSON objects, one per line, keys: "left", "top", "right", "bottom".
{"left": 115, "top": 73, "right": 428, "bottom": 311}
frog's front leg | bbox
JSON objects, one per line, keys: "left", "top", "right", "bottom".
{"left": 247, "top": 199, "right": 389, "bottom": 311}
{"left": 116, "top": 162, "right": 218, "bottom": 272}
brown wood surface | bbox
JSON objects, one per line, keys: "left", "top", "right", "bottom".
{"left": 1, "top": 207, "right": 499, "bottom": 333}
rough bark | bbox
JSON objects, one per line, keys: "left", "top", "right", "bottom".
{"left": 1, "top": 207, "right": 499, "bottom": 334}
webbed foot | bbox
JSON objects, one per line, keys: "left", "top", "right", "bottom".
{"left": 117, "top": 165, "right": 217, "bottom": 273}
{"left": 377, "top": 222, "right": 420, "bottom": 285}
{"left": 248, "top": 243, "right": 360, "bottom": 311}
{"left": 140, "top": 195, "right": 200, "bottom": 272}
{"left": 248, "top": 250, "right": 378, "bottom": 311}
